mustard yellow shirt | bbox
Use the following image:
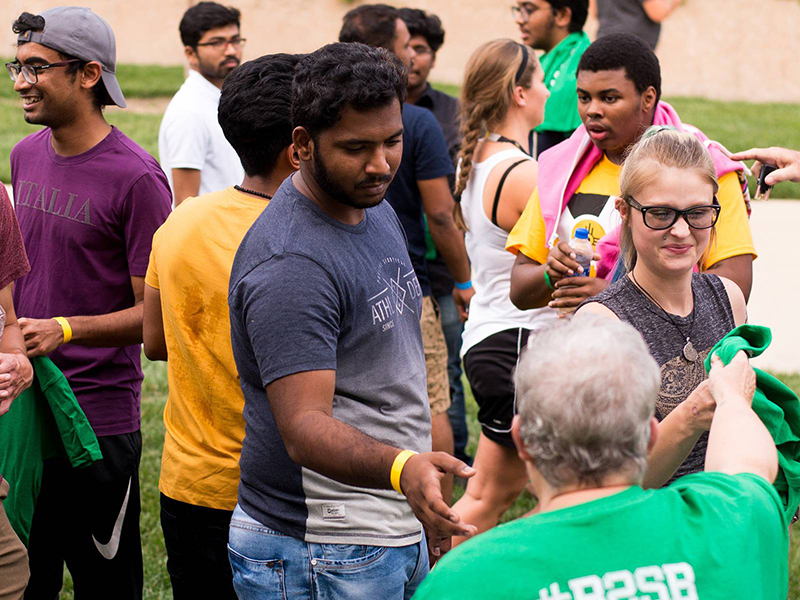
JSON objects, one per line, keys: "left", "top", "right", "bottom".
{"left": 506, "top": 156, "right": 756, "bottom": 269}
{"left": 145, "top": 187, "right": 268, "bottom": 510}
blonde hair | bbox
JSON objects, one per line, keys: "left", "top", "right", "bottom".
{"left": 453, "top": 39, "right": 538, "bottom": 229}
{"left": 618, "top": 126, "right": 719, "bottom": 272}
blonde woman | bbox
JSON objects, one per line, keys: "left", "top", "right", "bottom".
{"left": 451, "top": 39, "right": 550, "bottom": 542}
{"left": 577, "top": 127, "right": 747, "bottom": 487}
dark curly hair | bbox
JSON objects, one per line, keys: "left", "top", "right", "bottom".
{"left": 12, "top": 11, "right": 110, "bottom": 108}
{"left": 292, "top": 42, "right": 407, "bottom": 140}
{"left": 179, "top": 2, "right": 241, "bottom": 48}
{"left": 12, "top": 11, "right": 45, "bottom": 35}
{"left": 398, "top": 8, "right": 444, "bottom": 53}
{"left": 339, "top": 4, "right": 399, "bottom": 51}
{"left": 548, "top": 0, "right": 589, "bottom": 34}
{"left": 218, "top": 53, "right": 301, "bottom": 178}
{"left": 577, "top": 33, "right": 661, "bottom": 104}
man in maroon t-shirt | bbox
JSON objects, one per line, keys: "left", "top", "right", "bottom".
{"left": 7, "top": 7, "right": 171, "bottom": 598}
{"left": 0, "top": 183, "right": 33, "bottom": 599}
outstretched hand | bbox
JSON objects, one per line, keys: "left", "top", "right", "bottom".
{"left": 400, "top": 452, "right": 477, "bottom": 559}
{"left": 729, "top": 146, "right": 800, "bottom": 186}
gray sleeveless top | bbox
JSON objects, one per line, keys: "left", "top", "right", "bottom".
{"left": 586, "top": 273, "right": 735, "bottom": 483}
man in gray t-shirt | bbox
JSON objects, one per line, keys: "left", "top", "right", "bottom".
{"left": 227, "top": 43, "right": 476, "bottom": 599}
{"left": 595, "top": 0, "right": 681, "bottom": 50}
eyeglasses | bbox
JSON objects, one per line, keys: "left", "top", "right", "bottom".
{"left": 511, "top": 3, "right": 539, "bottom": 19}
{"left": 624, "top": 196, "right": 721, "bottom": 230}
{"left": 411, "top": 45, "right": 432, "bottom": 56}
{"left": 195, "top": 37, "right": 247, "bottom": 50}
{"left": 5, "top": 59, "right": 83, "bottom": 85}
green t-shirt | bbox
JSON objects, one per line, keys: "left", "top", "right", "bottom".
{"left": 414, "top": 473, "right": 788, "bottom": 600}
{"left": 536, "top": 31, "right": 591, "bottom": 134}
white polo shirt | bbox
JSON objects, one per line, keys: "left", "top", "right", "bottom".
{"left": 158, "top": 69, "right": 244, "bottom": 200}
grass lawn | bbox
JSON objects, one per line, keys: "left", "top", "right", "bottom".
{"left": 53, "top": 359, "right": 800, "bottom": 598}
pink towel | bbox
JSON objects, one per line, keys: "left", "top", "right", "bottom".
{"left": 535, "top": 101, "right": 746, "bottom": 279}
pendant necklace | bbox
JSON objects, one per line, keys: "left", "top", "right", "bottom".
{"left": 630, "top": 271, "right": 698, "bottom": 362}
{"left": 234, "top": 185, "right": 273, "bottom": 200}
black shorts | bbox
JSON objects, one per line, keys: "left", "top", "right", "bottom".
{"left": 463, "top": 328, "right": 530, "bottom": 449}
{"left": 26, "top": 430, "right": 143, "bottom": 599}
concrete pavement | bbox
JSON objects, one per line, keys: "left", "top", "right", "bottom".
{"left": 746, "top": 201, "right": 799, "bottom": 373}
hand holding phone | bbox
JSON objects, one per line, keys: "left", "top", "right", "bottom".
{"left": 754, "top": 163, "right": 777, "bottom": 201}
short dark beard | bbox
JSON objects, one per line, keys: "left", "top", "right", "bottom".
{"left": 196, "top": 55, "right": 239, "bottom": 83}
{"left": 311, "top": 143, "right": 390, "bottom": 210}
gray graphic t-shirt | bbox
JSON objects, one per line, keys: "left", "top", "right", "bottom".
{"left": 229, "top": 176, "right": 430, "bottom": 546}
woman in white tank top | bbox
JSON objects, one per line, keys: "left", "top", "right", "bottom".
{"left": 451, "top": 39, "right": 553, "bottom": 544}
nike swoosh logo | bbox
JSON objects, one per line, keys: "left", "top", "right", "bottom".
{"left": 92, "top": 476, "right": 132, "bottom": 560}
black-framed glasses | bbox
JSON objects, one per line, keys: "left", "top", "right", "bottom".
{"left": 624, "top": 195, "right": 721, "bottom": 230}
{"left": 195, "top": 37, "right": 247, "bottom": 50}
{"left": 6, "top": 59, "right": 83, "bottom": 85}
{"left": 511, "top": 3, "right": 540, "bottom": 19}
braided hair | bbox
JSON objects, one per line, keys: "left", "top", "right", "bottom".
{"left": 453, "top": 39, "right": 537, "bottom": 229}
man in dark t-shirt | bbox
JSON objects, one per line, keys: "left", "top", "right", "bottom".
{"left": 595, "top": 0, "right": 681, "bottom": 50}
{"left": 8, "top": 8, "right": 171, "bottom": 598}
{"left": 340, "top": 4, "right": 474, "bottom": 504}
{"left": 227, "top": 43, "right": 476, "bottom": 598}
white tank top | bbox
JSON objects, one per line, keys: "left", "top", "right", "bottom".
{"left": 461, "top": 148, "right": 558, "bottom": 356}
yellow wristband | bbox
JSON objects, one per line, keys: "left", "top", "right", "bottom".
{"left": 53, "top": 317, "right": 72, "bottom": 344}
{"left": 390, "top": 450, "right": 418, "bottom": 494}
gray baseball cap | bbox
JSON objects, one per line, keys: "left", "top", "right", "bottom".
{"left": 16, "top": 6, "right": 126, "bottom": 108}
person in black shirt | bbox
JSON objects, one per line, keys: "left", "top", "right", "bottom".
{"left": 400, "top": 9, "right": 460, "bottom": 162}
{"left": 341, "top": 4, "right": 475, "bottom": 505}
{"left": 399, "top": 7, "right": 472, "bottom": 469}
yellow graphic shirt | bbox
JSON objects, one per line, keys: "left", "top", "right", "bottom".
{"left": 506, "top": 156, "right": 756, "bottom": 269}
{"left": 146, "top": 187, "right": 268, "bottom": 510}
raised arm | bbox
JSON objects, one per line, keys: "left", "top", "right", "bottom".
{"left": 704, "top": 352, "right": 778, "bottom": 482}
{"left": 642, "top": 380, "right": 715, "bottom": 488}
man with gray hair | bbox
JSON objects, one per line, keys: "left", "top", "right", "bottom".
{"left": 414, "top": 316, "right": 788, "bottom": 599}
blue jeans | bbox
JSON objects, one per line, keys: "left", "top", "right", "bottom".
{"left": 228, "top": 505, "right": 429, "bottom": 600}
{"left": 436, "top": 294, "right": 470, "bottom": 462}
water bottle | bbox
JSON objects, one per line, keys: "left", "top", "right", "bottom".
{"left": 556, "top": 228, "right": 594, "bottom": 317}
{"left": 0, "top": 303, "right": 5, "bottom": 342}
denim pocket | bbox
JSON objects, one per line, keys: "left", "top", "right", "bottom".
{"left": 312, "top": 544, "right": 388, "bottom": 570}
{"left": 228, "top": 545, "right": 287, "bottom": 600}
{"left": 311, "top": 544, "right": 405, "bottom": 600}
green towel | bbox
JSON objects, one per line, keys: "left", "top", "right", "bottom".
{"left": 0, "top": 356, "right": 102, "bottom": 545}
{"left": 705, "top": 325, "right": 800, "bottom": 521}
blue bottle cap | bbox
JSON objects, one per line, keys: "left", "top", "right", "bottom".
{"left": 575, "top": 228, "right": 589, "bottom": 240}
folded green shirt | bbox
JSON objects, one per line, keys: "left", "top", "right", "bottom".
{"left": 706, "top": 324, "right": 800, "bottom": 521}
{"left": 0, "top": 356, "right": 101, "bottom": 545}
